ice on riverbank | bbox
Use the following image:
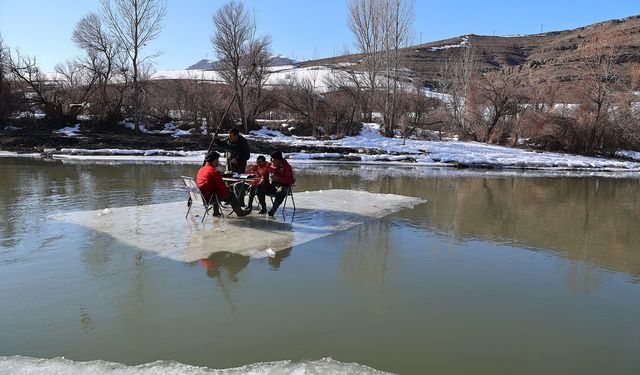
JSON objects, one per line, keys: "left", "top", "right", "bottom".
{"left": 3, "top": 123, "right": 640, "bottom": 171}
{"left": 51, "top": 189, "right": 425, "bottom": 262}
{"left": 250, "top": 125, "right": 640, "bottom": 171}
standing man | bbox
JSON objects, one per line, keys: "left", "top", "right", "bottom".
{"left": 213, "top": 128, "right": 251, "bottom": 173}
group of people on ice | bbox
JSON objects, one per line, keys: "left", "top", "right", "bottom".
{"left": 195, "top": 128, "right": 294, "bottom": 217}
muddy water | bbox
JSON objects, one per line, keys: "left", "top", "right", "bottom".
{"left": 1, "top": 158, "right": 639, "bottom": 375}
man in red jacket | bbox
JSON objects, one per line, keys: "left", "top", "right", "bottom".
{"left": 197, "top": 151, "right": 250, "bottom": 217}
{"left": 256, "top": 150, "right": 295, "bottom": 216}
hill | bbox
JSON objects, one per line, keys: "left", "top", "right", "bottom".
{"left": 298, "top": 16, "right": 640, "bottom": 102}
{"left": 187, "top": 55, "right": 297, "bottom": 70}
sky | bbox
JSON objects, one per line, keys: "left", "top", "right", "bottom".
{"left": 1, "top": 0, "right": 638, "bottom": 72}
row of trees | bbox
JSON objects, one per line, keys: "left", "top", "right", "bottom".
{"left": 1, "top": 0, "right": 638, "bottom": 155}
{"left": 435, "top": 41, "right": 640, "bottom": 155}
{"left": 1, "top": 0, "right": 166, "bottom": 131}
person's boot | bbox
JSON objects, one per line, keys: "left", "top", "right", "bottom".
{"left": 269, "top": 196, "right": 284, "bottom": 217}
{"left": 211, "top": 205, "right": 221, "bottom": 217}
{"left": 258, "top": 204, "right": 267, "bottom": 215}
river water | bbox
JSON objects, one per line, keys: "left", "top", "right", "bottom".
{"left": 1, "top": 158, "right": 639, "bottom": 374}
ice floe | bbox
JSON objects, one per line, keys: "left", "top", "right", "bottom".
{"left": 0, "top": 355, "right": 393, "bottom": 375}
{"left": 51, "top": 190, "right": 425, "bottom": 262}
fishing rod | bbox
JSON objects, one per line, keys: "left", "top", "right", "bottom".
{"left": 203, "top": 63, "right": 258, "bottom": 168}
{"left": 206, "top": 91, "right": 238, "bottom": 153}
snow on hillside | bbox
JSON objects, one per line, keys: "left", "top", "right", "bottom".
{"left": 154, "top": 64, "right": 343, "bottom": 92}
{"left": 427, "top": 36, "right": 469, "bottom": 51}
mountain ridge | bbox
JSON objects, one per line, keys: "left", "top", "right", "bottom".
{"left": 297, "top": 15, "right": 640, "bottom": 101}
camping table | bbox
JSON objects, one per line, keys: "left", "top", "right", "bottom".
{"left": 222, "top": 174, "right": 262, "bottom": 209}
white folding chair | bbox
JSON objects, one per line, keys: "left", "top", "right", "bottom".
{"left": 181, "top": 176, "right": 224, "bottom": 222}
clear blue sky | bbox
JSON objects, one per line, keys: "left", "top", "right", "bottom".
{"left": 1, "top": 0, "right": 638, "bottom": 72}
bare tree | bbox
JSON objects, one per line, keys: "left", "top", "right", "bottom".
{"left": 329, "top": 58, "right": 365, "bottom": 115}
{"left": 348, "top": 0, "right": 385, "bottom": 122}
{"left": 379, "top": 0, "right": 414, "bottom": 137}
{"left": 471, "top": 68, "right": 527, "bottom": 143}
{"left": 403, "top": 77, "right": 443, "bottom": 140}
{"left": 569, "top": 45, "right": 628, "bottom": 155}
{"left": 101, "top": 0, "right": 167, "bottom": 131}
{"left": 211, "top": 1, "right": 271, "bottom": 132}
{"left": 54, "top": 59, "right": 99, "bottom": 119}
{"left": 348, "top": 0, "right": 414, "bottom": 137}
{"left": 279, "top": 74, "right": 324, "bottom": 136}
{"left": 245, "top": 47, "right": 277, "bottom": 127}
{"left": 7, "top": 50, "right": 97, "bottom": 123}
{"left": 8, "top": 51, "right": 61, "bottom": 120}
{"left": 0, "top": 35, "right": 17, "bottom": 124}
{"left": 439, "top": 44, "right": 476, "bottom": 135}
{"left": 194, "top": 82, "right": 231, "bottom": 134}
{"left": 72, "top": 12, "right": 127, "bottom": 122}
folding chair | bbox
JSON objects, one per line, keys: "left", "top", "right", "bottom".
{"left": 181, "top": 176, "right": 224, "bottom": 222}
{"left": 269, "top": 181, "right": 296, "bottom": 217}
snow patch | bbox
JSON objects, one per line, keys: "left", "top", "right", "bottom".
{"left": 53, "top": 124, "right": 81, "bottom": 137}
{"left": 428, "top": 36, "right": 468, "bottom": 51}
{"left": 616, "top": 150, "right": 640, "bottom": 161}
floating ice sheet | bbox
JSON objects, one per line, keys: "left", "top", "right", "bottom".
{"left": 52, "top": 189, "right": 425, "bottom": 262}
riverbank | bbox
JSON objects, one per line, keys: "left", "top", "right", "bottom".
{"left": 2, "top": 124, "right": 640, "bottom": 171}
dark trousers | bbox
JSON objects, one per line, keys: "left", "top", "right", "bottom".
{"left": 212, "top": 192, "right": 250, "bottom": 217}
{"left": 257, "top": 182, "right": 288, "bottom": 212}
{"left": 229, "top": 159, "right": 247, "bottom": 174}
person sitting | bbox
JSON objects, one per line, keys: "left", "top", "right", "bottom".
{"left": 246, "top": 155, "right": 271, "bottom": 183}
{"left": 256, "top": 151, "right": 294, "bottom": 216}
{"left": 196, "top": 151, "right": 250, "bottom": 217}
{"left": 213, "top": 128, "right": 251, "bottom": 173}
{"left": 243, "top": 155, "right": 271, "bottom": 209}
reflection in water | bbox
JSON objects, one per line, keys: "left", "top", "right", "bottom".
{"left": 78, "top": 307, "right": 95, "bottom": 332}
{"left": 340, "top": 221, "right": 392, "bottom": 311}
{"left": 299, "top": 168, "right": 640, "bottom": 281}
{"left": 199, "top": 251, "right": 250, "bottom": 282}
{"left": 268, "top": 247, "right": 292, "bottom": 270}
{"left": 197, "top": 248, "right": 293, "bottom": 311}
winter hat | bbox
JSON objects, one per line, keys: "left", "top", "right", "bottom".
{"left": 205, "top": 151, "right": 220, "bottom": 162}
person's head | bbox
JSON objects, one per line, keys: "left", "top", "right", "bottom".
{"left": 256, "top": 155, "right": 267, "bottom": 166}
{"left": 270, "top": 150, "right": 284, "bottom": 166}
{"left": 229, "top": 128, "right": 240, "bottom": 143}
{"left": 204, "top": 151, "right": 220, "bottom": 167}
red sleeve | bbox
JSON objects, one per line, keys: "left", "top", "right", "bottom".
{"left": 278, "top": 163, "right": 294, "bottom": 185}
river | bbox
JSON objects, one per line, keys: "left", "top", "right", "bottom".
{"left": 1, "top": 158, "right": 638, "bottom": 374}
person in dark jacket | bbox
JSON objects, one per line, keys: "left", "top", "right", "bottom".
{"left": 256, "top": 151, "right": 295, "bottom": 216}
{"left": 213, "top": 128, "right": 251, "bottom": 173}
{"left": 196, "top": 151, "right": 250, "bottom": 217}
